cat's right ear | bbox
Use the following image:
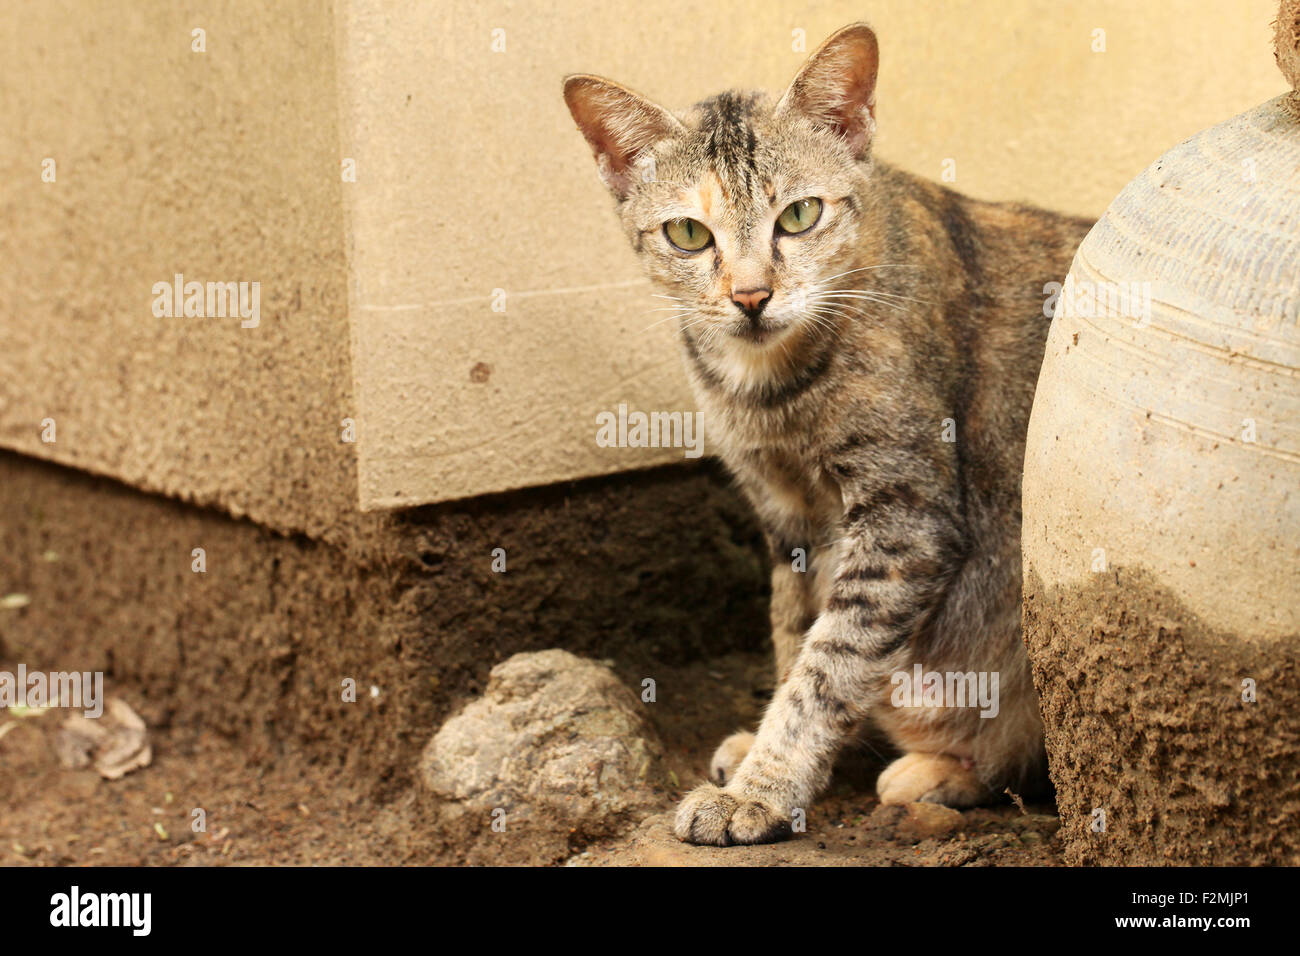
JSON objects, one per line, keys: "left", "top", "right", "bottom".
{"left": 776, "top": 23, "right": 879, "bottom": 159}
{"left": 563, "top": 75, "right": 683, "bottom": 199}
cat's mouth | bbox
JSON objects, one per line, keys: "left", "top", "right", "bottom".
{"left": 730, "top": 315, "right": 788, "bottom": 345}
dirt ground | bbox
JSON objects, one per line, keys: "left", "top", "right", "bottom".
{"left": 1, "top": 650, "right": 1061, "bottom": 867}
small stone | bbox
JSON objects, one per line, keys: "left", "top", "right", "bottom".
{"left": 419, "top": 649, "right": 663, "bottom": 837}
{"left": 869, "top": 802, "right": 965, "bottom": 843}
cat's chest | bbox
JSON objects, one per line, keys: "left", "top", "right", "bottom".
{"left": 728, "top": 443, "right": 844, "bottom": 539}
{"left": 686, "top": 348, "right": 846, "bottom": 530}
{"left": 696, "top": 386, "right": 819, "bottom": 458}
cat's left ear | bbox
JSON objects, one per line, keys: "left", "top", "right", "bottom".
{"left": 776, "top": 23, "right": 879, "bottom": 159}
{"left": 563, "top": 75, "right": 684, "bottom": 198}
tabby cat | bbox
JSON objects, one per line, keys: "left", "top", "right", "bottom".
{"left": 564, "top": 23, "right": 1092, "bottom": 845}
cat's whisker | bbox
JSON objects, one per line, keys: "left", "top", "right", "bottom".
{"left": 811, "top": 287, "right": 929, "bottom": 303}
{"left": 804, "top": 310, "right": 852, "bottom": 335}
{"left": 804, "top": 315, "right": 851, "bottom": 343}
{"left": 804, "top": 301, "right": 856, "bottom": 319}
{"left": 640, "top": 310, "right": 697, "bottom": 333}
{"left": 680, "top": 315, "right": 717, "bottom": 337}
{"left": 809, "top": 301, "right": 905, "bottom": 319}
{"left": 802, "top": 304, "right": 848, "bottom": 326}
{"left": 812, "top": 289, "right": 930, "bottom": 304}
{"left": 637, "top": 310, "right": 691, "bottom": 325}
{"left": 798, "top": 307, "right": 851, "bottom": 344}
{"left": 815, "top": 264, "right": 924, "bottom": 284}
{"left": 813, "top": 286, "right": 926, "bottom": 298}
{"left": 808, "top": 290, "right": 900, "bottom": 301}
{"left": 807, "top": 292, "right": 912, "bottom": 313}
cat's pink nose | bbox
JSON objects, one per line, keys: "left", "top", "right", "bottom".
{"left": 731, "top": 288, "right": 772, "bottom": 318}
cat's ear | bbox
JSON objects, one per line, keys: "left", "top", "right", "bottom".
{"left": 563, "top": 75, "right": 683, "bottom": 198}
{"left": 776, "top": 23, "right": 879, "bottom": 159}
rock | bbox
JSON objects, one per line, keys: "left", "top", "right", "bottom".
{"left": 1018, "top": 813, "right": 1061, "bottom": 835}
{"left": 869, "top": 802, "right": 965, "bottom": 842}
{"left": 419, "top": 650, "right": 663, "bottom": 837}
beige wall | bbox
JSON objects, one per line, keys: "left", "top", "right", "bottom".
{"left": 2, "top": 1, "right": 1287, "bottom": 522}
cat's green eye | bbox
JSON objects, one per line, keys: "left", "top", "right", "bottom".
{"left": 664, "top": 218, "right": 713, "bottom": 252}
{"left": 777, "top": 198, "right": 823, "bottom": 235}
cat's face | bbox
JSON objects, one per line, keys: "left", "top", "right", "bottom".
{"left": 565, "top": 24, "right": 880, "bottom": 352}
{"left": 616, "top": 92, "right": 871, "bottom": 347}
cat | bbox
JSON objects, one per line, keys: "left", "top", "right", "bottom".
{"left": 564, "top": 22, "right": 1093, "bottom": 845}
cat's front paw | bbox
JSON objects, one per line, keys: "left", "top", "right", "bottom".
{"left": 673, "top": 782, "right": 793, "bottom": 846}
{"left": 708, "top": 730, "right": 755, "bottom": 785}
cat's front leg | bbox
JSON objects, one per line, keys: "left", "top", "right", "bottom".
{"left": 675, "top": 613, "right": 872, "bottom": 845}
{"left": 676, "top": 480, "right": 965, "bottom": 846}
{"left": 708, "top": 539, "right": 820, "bottom": 786}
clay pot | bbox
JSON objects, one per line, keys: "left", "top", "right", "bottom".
{"left": 1021, "top": 89, "right": 1300, "bottom": 863}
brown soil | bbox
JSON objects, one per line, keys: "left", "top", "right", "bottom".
{"left": 1023, "top": 568, "right": 1300, "bottom": 865}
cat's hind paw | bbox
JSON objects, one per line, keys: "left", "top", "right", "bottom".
{"left": 876, "top": 752, "right": 987, "bottom": 808}
{"left": 708, "top": 730, "right": 755, "bottom": 785}
{"left": 673, "top": 782, "right": 792, "bottom": 846}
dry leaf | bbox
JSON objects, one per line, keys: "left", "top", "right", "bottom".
{"left": 56, "top": 698, "right": 152, "bottom": 779}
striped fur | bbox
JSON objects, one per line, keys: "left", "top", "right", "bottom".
{"left": 565, "top": 24, "right": 1092, "bottom": 845}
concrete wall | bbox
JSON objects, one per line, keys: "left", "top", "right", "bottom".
{"left": 2, "top": 1, "right": 1287, "bottom": 521}
{"left": 0, "top": 1, "right": 356, "bottom": 538}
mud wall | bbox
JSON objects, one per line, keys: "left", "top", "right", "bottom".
{"left": 1024, "top": 569, "right": 1300, "bottom": 865}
